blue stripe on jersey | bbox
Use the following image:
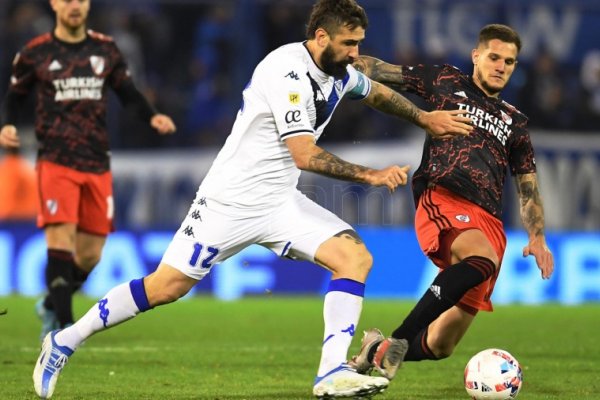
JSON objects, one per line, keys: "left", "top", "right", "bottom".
{"left": 327, "top": 278, "right": 365, "bottom": 297}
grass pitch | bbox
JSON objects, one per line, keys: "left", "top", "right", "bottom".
{"left": 0, "top": 295, "right": 598, "bottom": 399}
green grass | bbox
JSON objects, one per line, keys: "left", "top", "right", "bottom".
{"left": 1, "top": 296, "right": 599, "bottom": 399}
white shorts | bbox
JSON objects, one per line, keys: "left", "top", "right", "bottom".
{"left": 161, "top": 191, "right": 352, "bottom": 280}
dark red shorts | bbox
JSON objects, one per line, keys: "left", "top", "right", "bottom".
{"left": 36, "top": 161, "right": 114, "bottom": 235}
{"left": 415, "top": 186, "right": 506, "bottom": 312}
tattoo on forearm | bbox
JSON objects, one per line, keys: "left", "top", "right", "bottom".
{"left": 370, "top": 84, "right": 421, "bottom": 125}
{"left": 308, "top": 150, "right": 370, "bottom": 183}
{"left": 517, "top": 174, "right": 545, "bottom": 237}
{"left": 334, "top": 229, "right": 364, "bottom": 245}
{"left": 354, "top": 56, "right": 405, "bottom": 86}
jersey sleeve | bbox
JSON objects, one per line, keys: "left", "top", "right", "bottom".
{"left": 8, "top": 49, "right": 37, "bottom": 95}
{"left": 344, "top": 66, "right": 371, "bottom": 100}
{"left": 508, "top": 127, "right": 537, "bottom": 175}
{"left": 262, "top": 63, "right": 315, "bottom": 141}
{"left": 401, "top": 64, "right": 447, "bottom": 97}
{"left": 107, "top": 42, "right": 134, "bottom": 90}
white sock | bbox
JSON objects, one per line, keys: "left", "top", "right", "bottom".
{"left": 55, "top": 281, "right": 145, "bottom": 350}
{"left": 317, "top": 290, "right": 363, "bottom": 377}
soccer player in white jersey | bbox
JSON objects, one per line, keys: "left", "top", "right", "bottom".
{"left": 33, "top": 0, "right": 473, "bottom": 398}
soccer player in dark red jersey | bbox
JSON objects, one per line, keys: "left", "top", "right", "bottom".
{"left": 349, "top": 24, "right": 554, "bottom": 380}
{"left": 0, "top": 0, "right": 176, "bottom": 341}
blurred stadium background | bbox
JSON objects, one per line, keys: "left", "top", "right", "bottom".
{"left": 0, "top": 0, "right": 599, "bottom": 305}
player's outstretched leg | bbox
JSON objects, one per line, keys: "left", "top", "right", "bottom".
{"left": 35, "top": 297, "right": 59, "bottom": 342}
{"left": 312, "top": 362, "right": 389, "bottom": 399}
{"left": 33, "top": 330, "right": 74, "bottom": 399}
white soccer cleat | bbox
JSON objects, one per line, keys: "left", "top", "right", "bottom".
{"left": 313, "top": 363, "right": 389, "bottom": 399}
{"left": 33, "top": 330, "right": 74, "bottom": 399}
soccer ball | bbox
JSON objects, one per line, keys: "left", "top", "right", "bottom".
{"left": 464, "top": 348, "right": 523, "bottom": 399}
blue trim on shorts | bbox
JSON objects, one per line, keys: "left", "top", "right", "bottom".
{"left": 129, "top": 278, "right": 151, "bottom": 312}
{"left": 280, "top": 241, "right": 292, "bottom": 257}
{"left": 327, "top": 278, "right": 365, "bottom": 297}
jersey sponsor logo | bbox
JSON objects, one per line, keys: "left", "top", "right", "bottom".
{"left": 52, "top": 76, "right": 104, "bottom": 101}
{"left": 455, "top": 214, "right": 471, "bottom": 223}
{"left": 285, "top": 70, "right": 299, "bottom": 80}
{"left": 457, "top": 103, "right": 513, "bottom": 145}
{"left": 288, "top": 92, "right": 300, "bottom": 105}
{"left": 285, "top": 110, "right": 301, "bottom": 123}
{"left": 48, "top": 60, "right": 62, "bottom": 71}
{"left": 90, "top": 55, "right": 105, "bottom": 75}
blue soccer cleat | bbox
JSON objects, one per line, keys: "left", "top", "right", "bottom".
{"left": 35, "top": 298, "right": 59, "bottom": 342}
{"left": 33, "top": 330, "right": 74, "bottom": 399}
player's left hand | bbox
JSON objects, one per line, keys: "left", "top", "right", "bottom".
{"left": 151, "top": 114, "right": 176, "bottom": 135}
{"left": 420, "top": 110, "right": 473, "bottom": 138}
{"left": 522, "top": 237, "right": 554, "bottom": 279}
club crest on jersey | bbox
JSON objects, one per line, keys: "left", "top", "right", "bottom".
{"left": 90, "top": 55, "right": 105, "bottom": 75}
{"left": 46, "top": 199, "right": 58, "bottom": 215}
{"left": 455, "top": 214, "right": 470, "bottom": 223}
{"left": 288, "top": 92, "right": 300, "bottom": 105}
{"left": 500, "top": 110, "right": 513, "bottom": 125}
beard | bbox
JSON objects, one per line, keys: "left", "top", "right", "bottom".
{"left": 320, "top": 45, "right": 351, "bottom": 79}
{"left": 476, "top": 68, "right": 503, "bottom": 96}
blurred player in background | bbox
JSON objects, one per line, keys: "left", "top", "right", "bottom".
{"left": 31, "top": 1, "right": 472, "bottom": 399}
{"left": 349, "top": 24, "right": 554, "bottom": 382}
{"left": 0, "top": 0, "right": 175, "bottom": 342}
{"left": 0, "top": 147, "right": 38, "bottom": 221}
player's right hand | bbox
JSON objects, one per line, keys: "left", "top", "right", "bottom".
{"left": 420, "top": 109, "right": 473, "bottom": 138}
{"left": 367, "top": 165, "right": 410, "bottom": 192}
{"left": 0, "top": 125, "right": 20, "bottom": 148}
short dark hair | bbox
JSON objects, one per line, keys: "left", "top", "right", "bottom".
{"left": 305, "top": 0, "right": 368, "bottom": 39}
{"left": 478, "top": 24, "right": 522, "bottom": 53}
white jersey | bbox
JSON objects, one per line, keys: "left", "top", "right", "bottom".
{"left": 198, "top": 42, "right": 371, "bottom": 212}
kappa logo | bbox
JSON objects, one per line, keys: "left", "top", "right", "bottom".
{"left": 182, "top": 225, "right": 195, "bottom": 238}
{"left": 285, "top": 71, "right": 299, "bottom": 80}
{"left": 48, "top": 60, "right": 62, "bottom": 71}
{"left": 190, "top": 210, "right": 202, "bottom": 221}
{"left": 46, "top": 199, "right": 58, "bottom": 215}
{"left": 90, "top": 55, "right": 105, "bottom": 75}
{"left": 455, "top": 214, "right": 470, "bottom": 223}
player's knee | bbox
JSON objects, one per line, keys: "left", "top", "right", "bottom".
{"left": 75, "top": 253, "right": 100, "bottom": 271}
{"left": 348, "top": 246, "right": 373, "bottom": 275}
{"left": 430, "top": 341, "right": 455, "bottom": 360}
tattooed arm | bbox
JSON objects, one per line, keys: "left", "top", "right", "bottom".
{"left": 353, "top": 55, "right": 406, "bottom": 89}
{"left": 355, "top": 55, "right": 472, "bottom": 137}
{"left": 285, "top": 135, "right": 409, "bottom": 192}
{"left": 363, "top": 80, "right": 472, "bottom": 137}
{"left": 515, "top": 173, "right": 554, "bottom": 279}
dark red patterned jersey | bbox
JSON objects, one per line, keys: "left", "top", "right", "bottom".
{"left": 403, "top": 64, "right": 536, "bottom": 219}
{"left": 8, "top": 31, "right": 133, "bottom": 173}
